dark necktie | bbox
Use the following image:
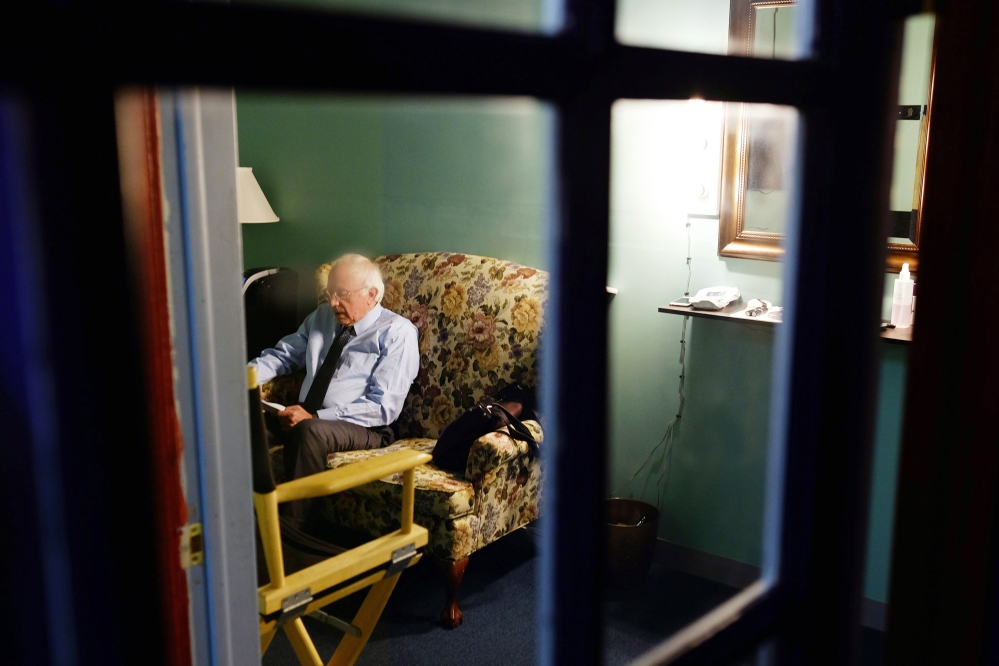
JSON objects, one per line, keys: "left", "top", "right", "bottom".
{"left": 301, "top": 325, "right": 353, "bottom": 414}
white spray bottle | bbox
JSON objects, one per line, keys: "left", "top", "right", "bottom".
{"left": 891, "top": 263, "right": 915, "bottom": 328}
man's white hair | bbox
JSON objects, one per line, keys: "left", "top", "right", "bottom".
{"left": 329, "top": 253, "right": 385, "bottom": 303}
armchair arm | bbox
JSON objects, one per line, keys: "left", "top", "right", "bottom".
{"left": 465, "top": 420, "right": 543, "bottom": 481}
{"left": 275, "top": 450, "right": 432, "bottom": 503}
{"left": 464, "top": 421, "right": 544, "bottom": 543}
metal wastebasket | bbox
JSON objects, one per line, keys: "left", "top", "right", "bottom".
{"left": 606, "top": 498, "right": 660, "bottom": 588}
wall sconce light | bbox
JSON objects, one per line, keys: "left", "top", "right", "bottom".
{"left": 237, "top": 167, "right": 280, "bottom": 224}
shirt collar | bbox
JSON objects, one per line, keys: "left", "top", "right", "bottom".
{"left": 349, "top": 303, "right": 383, "bottom": 336}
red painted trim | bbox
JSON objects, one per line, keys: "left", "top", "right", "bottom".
{"left": 117, "top": 88, "right": 192, "bottom": 666}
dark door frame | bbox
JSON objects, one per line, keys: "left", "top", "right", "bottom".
{"left": 885, "top": 2, "right": 999, "bottom": 664}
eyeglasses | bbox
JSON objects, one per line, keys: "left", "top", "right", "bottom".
{"left": 328, "top": 287, "right": 365, "bottom": 301}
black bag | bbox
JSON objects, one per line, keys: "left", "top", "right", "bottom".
{"left": 432, "top": 384, "right": 541, "bottom": 473}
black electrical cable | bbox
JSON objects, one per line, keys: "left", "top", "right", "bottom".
{"left": 773, "top": 8, "right": 778, "bottom": 60}
{"left": 616, "top": 217, "right": 691, "bottom": 511}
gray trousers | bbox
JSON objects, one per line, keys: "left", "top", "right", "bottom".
{"left": 276, "top": 418, "right": 395, "bottom": 526}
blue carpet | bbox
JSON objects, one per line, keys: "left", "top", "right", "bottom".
{"left": 261, "top": 528, "right": 884, "bottom": 665}
{"left": 603, "top": 557, "right": 740, "bottom": 666}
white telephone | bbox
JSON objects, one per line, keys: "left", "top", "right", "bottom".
{"left": 690, "top": 286, "right": 741, "bottom": 310}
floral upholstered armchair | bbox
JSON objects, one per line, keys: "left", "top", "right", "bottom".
{"left": 261, "top": 252, "right": 547, "bottom": 628}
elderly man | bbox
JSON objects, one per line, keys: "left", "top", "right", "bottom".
{"left": 250, "top": 253, "right": 419, "bottom": 524}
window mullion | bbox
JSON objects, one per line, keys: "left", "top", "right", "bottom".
{"left": 53, "top": 2, "right": 825, "bottom": 108}
{"left": 539, "top": 94, "right": 613, "bottom": 666}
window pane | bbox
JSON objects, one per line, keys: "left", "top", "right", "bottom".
{"left": 238, "top": 93, "right": 553, "bottom": 665}
{"left": 859, "top": 15, "right": 935, "bottom": 662}
{"left": 605, "top": 99, "right": 797, "bottom": 661}
{"left": 229, "top": 0, "right": 564, "bottom": 34}
{"left": 887, "top": 14, "right": 935, "bottom": 246}
{"left": 155, "top": 88, "right": 555, "bottom": 663}
{"left": 616, "top": 0, "right": 814, "bottom": 61}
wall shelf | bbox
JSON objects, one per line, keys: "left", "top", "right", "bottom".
{"left": 657, "top": 303, "right": 912, "bottom": 345}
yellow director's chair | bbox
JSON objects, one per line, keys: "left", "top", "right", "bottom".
{"left": 248, "top": 367, "right": 431, "bottom": 666}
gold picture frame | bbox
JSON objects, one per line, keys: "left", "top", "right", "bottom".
{"left": 719, "top": 0, "right": 935, "bottom": 273}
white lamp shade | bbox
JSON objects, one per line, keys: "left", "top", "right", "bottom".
{"left": 237, "top": 167, "right": 280, "bottom": 223}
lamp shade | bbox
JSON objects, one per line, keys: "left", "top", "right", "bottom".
{"left": 237, "top": 167, "right": 280, "bottom": 223}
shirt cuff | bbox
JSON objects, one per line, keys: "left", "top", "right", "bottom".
{"left": 248, "top": 361, "right": 276, "bottom": 385}
{"left": 315, "top": 407, "right": 340, "bottom": 421}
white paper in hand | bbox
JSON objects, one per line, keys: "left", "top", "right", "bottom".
{"left": 261, "top": 400, "right": 285, "bottom": 414}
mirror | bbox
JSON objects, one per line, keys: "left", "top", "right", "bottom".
{"left": 886, "top": 13, "right": 935, "bottom": 273}
{"left": 720, "top": 2, "right": 936, "bottom": 272}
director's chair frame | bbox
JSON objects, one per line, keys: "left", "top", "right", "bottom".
{"left": 249, "top": 368, "right": 431, "bottom": 666}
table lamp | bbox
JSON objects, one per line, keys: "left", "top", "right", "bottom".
{"left": 237, "top": 166, "right": 280, "bottom": 223}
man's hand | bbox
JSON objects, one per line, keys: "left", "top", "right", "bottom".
{"left": 278, "top": 405, "right": 314, "bottom": 430}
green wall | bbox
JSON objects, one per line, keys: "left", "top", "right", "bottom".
{"left": 237, "top": 90, "right": 906, "bottom": 605}
{"left": 238, "top": 94, "right": 553, "bottom": 316}
{"left": 865, "top": 345, "right": 908, "bottom": 602}
{"left": 642, "top": 319, "right": 775, "bottom": 565}
{"left": 608, "top": 101, "right": 783, "bottom": 568}
{"left": 608, "top": 97, "right": 906, "bottom": 604}
{"left": 239, "top": 95, "right": 385, "bottom": 313}
{"left": 890, "top": 14, "right": 936, "bottom": 213}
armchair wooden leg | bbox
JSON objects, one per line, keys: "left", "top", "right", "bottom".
{"left": 439, "top": 556, "right": 469, "bottom": 629}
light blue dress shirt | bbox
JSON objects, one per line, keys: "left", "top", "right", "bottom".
{"left": 250, "top": 303, "right": 419, "bottom": 427}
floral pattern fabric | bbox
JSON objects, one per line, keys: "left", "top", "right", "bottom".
{"left": 319, "top": 422, "right": 543, "bottom": 561}
{"left": 264, "top": 252, "right": 548, "bottom": 563}
{"left": 466, "top": 421, "right": 544, "bottom": 555}
{"left": 319, "top": 496, "right": 480, "bottom": 563}
{"left": 324, "top": 439, "right": 476, "bottom": 520}
{"left": 260, "top": 371, "right": 303, "bottom": 407}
